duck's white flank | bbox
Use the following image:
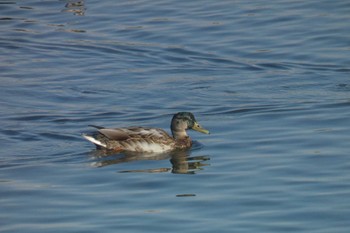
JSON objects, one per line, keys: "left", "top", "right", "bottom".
{"left": 130, "top": 141, "right": 173, "bottom": 153}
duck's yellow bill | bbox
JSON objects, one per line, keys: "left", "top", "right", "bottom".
{"left": 192, "top": 122, "right": 210, "bottom": 134}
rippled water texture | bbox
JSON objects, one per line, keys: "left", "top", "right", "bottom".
{"left": 1, "top": 0, "right": 350, "bottom": 232}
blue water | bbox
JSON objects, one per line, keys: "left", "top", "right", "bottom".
{"left": 1, "top": 0, "right": 350, "bottom": 232}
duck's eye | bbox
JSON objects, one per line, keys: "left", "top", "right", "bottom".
{"left": 176, "top": 120, "right": 180, "bottom": 125}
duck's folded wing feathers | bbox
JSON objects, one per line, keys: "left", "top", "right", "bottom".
{"left": 89, "top": 125, "right": 105, "bottom": 129}
{"left": 98, "top": 128, "right": 130, "bottom": 141}
{"left": 99, "top": 127, "right": 171, "bottom": 141}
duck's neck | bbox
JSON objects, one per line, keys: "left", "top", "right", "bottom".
{"left": 171, "top": 129, "right": 188, "bottom": 140}
{"left": 172, "top": 130, "right": 192, "bottom": 149}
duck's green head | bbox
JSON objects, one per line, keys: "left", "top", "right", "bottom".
{"left": 171, "top": 112, "right": 210, "bottom": 135}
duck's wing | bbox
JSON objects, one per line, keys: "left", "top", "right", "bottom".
{"left": 97, "top": 127, "right": 172, "bottom": 141}
{"left": 88, "top": 125, "right": 105, "bottom": 130}
{"left": 98, "top": 128, "right": 131, "bottom": 141}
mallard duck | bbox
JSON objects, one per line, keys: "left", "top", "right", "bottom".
{"left": 82, "top": 112, "right": 209, "bottom": 153}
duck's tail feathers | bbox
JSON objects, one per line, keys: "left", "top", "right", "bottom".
{"left": 82, "top": 134, "right": 107, "bottom": 148}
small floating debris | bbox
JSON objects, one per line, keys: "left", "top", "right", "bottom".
{"left": 176, "top": 194, "right": 196, "bottom": 197}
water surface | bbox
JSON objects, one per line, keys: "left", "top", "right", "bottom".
{"left": 1, "top": 0, "right": 350, "bottom": 232}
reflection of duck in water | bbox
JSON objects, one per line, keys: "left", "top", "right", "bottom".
{"left": 83, "top": 112, "right": 209, "bottom": 153}
{"left": 91, "top": 149, "right": 210, "bottom": 174}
